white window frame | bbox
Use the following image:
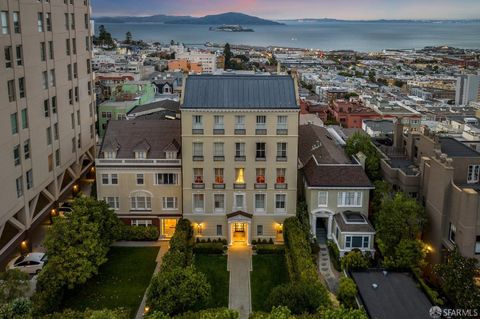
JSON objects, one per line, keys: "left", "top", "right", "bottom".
{"left": 136, "top": 173, "right": 144, "bottom": 185}
{"left": 277, "top": 115, "right": 288, "bottom": 130}
{"left": 155, "top": 173, "right": 178, "bottom": 185}
{"left": 256, "top": 115, "right": 266, "bottom": 129}
{"left": 214, "top": 142, "right": 224, "bottom": 157}
{"left": 235, "top": 115, "right": 245, "bottom": 130}
{"left": 104, "top": 196, "right": 119, "bottom": 210}
{"left": 193, "top": 142, "right": 203, "bottom": 157}
{"left": 449, "top": 223, "right": 456, "bottom": 244}
{"left": 467, "top": 165, "right": 480, "bottom": 184}
{"left": 275, "top": 193, "right": 287, "bottom": 213}
{"left": 213, "top": 193, "right": 225, "bottom": 213}
{"left": 235, "top": 143, "right": 245, "bottom": 157}
{"left": 233, "top": 192, "right": 246, "bottom": 211}
{"left": 317, "top": 191, "right": 328, "bottom": 207}
{"left": 345, "top": 235, "right": 370, "bottom": 249}
{"left": 135, "top": 151, "right": 146, "bottom": 159}
{"left": 162, "top": 197, "right": 178, "bottom": 210}
{"left": 277, "top": 142, "right": 287, "bottom": 158}
{"left": 131, "top": 219, "right": 152, "bottom": 227}
{"left": 193, "top": 115, "right": 203, "bottom": 129}
{"left": 130, "top": 191, "right": 152, "bottom": 211}
{"left": 193, "top": 193, "right": 205, "bottom": 213}
{"left": 337, "top": 191, "right": 362, "bottom": 207}
{"left": 254, "top": 193, "right": 266, "bottom": 213}
{"left": 214, "top": 115, "right": 224, "bottom": 130}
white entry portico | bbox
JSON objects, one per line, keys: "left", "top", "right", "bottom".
{"left": 227, "top": 211, "right": 252, "bottom": 245}
{"left": 311, "top": 209, "right": 335, "bottom": 240}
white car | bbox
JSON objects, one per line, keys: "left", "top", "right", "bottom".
{"left": 7, "top": 253, "right": 47, "bottom": 275}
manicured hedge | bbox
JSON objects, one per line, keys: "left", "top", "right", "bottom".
{"left": 327, "top": 240, "right": 341, "bottom": 272}
{"left": 193, "top": 243, "right": 226, "bottom": 254}
{"left": 283, "top": 217, "right": 318, "bottom": 282}
{"left": 120, "top": 225, "right": 159, "bottom": 241}
{"left": 255, "top": 244, "right": 285, "bottom": 255}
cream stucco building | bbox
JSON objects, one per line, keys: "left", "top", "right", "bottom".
{"left": 181, "top": 74, "right": 300, "bottom": 245}
{"left": 96, "top": 120, "right": 182, "bottom": 238}
{"left": 0, "top": 0, "right": 95, "bottom": 259}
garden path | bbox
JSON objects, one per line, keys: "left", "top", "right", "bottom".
{"left": 228, "top": 244, "right": 252, "bottom": 319}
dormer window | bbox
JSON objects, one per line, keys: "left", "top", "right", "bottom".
{"left": 104, "top": 151, "right": 116, "bottom": 159}
{"left": 135, "top": 151, "right": 146, "bottom": 159}
{"left": 165, "top": 151, "right": 177, "bottom": 159}
{"left": 467, "top": 165, "right": 480, "bottom": 184}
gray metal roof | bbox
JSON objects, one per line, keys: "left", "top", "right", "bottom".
{"left": 182, "top": 75, "right": 299, "bottom": 109}
{"left": 439, "top": 137, "right": 480, "bottom": 157}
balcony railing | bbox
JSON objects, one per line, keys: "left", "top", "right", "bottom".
{"left": 255, "top": 183, "right": 267, "bottom": 189}
{"left": 235, "top": 156, "right": 246, "bottom": 161}
{"left": 213, "top": 183, "right": 226, "bottom": 189}
{"left": 276, "top": 129, "right": 288, "bottom": 135}
{"left": 214, "top": 156, "right": 225, "bottom": 161}
{"left": 234, "top": 183, "right": 246, "bottom": 190}
{"left": 192, "top": 183, "right": 205, "bottom": 189}
{"left": 213, "top": 129, "right": 225, "bottom": 135}
{"left": 96, "top": 158, "right": 181, "bottom": 166}
{"left": 193, "top": 155, "right": 204, "bottom": 161}
{"left": 275, "top": 183, "right": 288, "bottom": 189}
{"left": 192, "top": 128, "right": 204, "bottom": 135}
{"left": 234, "top": 129, "right": 246, "bottom": 135}
{"left": 276, "top": 156, "right": 287, "bottom": 162}
{"left": 256, "top": 128, "right": 267, "bottom": 135}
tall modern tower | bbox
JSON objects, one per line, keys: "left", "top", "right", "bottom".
{"left": 455, "top": 74, "right": 480, "bottom": 106}
{"left": 0, "top": 0, "right": 96, "bottom": 260}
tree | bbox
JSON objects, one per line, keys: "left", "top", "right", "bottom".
{"left": 341, "top": 251, "right": 369, "bottom": 271}
{"left": 0, "top": 297, "right": 33, "bottom": 319}
{"left": 295, "top": 199, "right": 310, "bottom": 238}
{"left": 434, "top": 248, "right": 480, "bottom": 309}
{"left": 370, "top": 180, "right": 392, "bottom": 218}
{"left": 320, "top": 307, "right": 369, "bottom": 319}
{"left": 146, "top": 266, "right": 211, "bottom": 316}
{"left": 345, "top": 132, "right": 382, "bottom": 181}
{"left": 266, "top": 280, "right": 331, "bottom": 315}
{"left": 94, "top": 25, "right": 115, "bottom": 49}
{"left": 223, "top": 43, "right": 233, "bottom": 70}
{"left": 384, "top": 239, "right": 427, "bottom": 269}
{"left": 125, "top": 31, "right": 132, "bottom": 44}
{"left": 374, "top": 193, "right": 426, "bottom": 260}
{"left": 338, "top": 277, "right": 358, "bottom": 309}
{"left": 0, "top": 270, "right": 29, "bottom": 304}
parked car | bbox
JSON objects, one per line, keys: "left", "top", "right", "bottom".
{"left": 7, "top": 253, "right": 47, "bottom": 274}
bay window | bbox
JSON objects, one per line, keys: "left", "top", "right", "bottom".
{"left": 337, "top": 191, "right": 362, "bottom": 207}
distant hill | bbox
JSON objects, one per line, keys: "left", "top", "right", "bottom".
{"left": 279, "top": 18, "right": 480, "bottom": 24}
{"left": 94, "top": 12, "right": 283, "bottom": 25}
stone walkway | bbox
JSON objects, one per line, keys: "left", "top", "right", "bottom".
{"left": 228, "top": 244, "right": 252, "bottom": 319}
{"left": 318, "top": 243, "right": 339, "bottom": 294}
{"left": 135, "top": 241, "right": 170, "bottom": 319}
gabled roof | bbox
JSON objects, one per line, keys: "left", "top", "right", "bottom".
{"left": 182, "top": 74, "right": 299, "bottom": 109}
{"left": 100, "top": 120, "right": 181, "bottom": 159}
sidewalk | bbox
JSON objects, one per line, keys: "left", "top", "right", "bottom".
{"left": 228, "top": 244, "right": 252, "bottom": 319}
{"left": 112, "top": 240, "right": 166, "bottom": 247}
{"left": 135, "top": 241, "right": 170, "bottom": 319}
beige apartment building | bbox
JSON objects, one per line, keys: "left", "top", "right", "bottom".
{"left": 377, "top": 124, "right": 480, "bottom": 262}
{"left": 96, "top": 120, "right": 182, "bottom": 238}
{"left": 181, "top": 74, "right": 300, "bottom": 245}
{"left": 0, "top": 0, "right": 95, "bottom": 259}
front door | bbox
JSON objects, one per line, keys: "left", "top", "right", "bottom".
{"left": 233, "top": 223, "right": 246, "bottom": 243}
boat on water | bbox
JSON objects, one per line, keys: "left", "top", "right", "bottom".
{"left": 209, "top": 25, "right": 254, "bottom": 32}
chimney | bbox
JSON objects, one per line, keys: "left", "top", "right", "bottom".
{"left": 356, "top": 152, "right": 367, "bottom": 170}
{"left": 393, "top": 118, "right": 404, "bottom": 150}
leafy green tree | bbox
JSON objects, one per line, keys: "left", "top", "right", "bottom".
{"left": 0, "top": 297, "right": 32, "bottom": 319}
{"left": 223, "top": 43, "right": 233, "bottom": 69}
{"left": 41, "top": 308, "right": 129, "bottom": 319}
{"left": 375, "top": 193, "right": 426, "bottom": 259}
{"left": 0, "top": 270, "right": 29, "bottom": 304}
{"left": 384, "top": 239, "right": 427, "bottom": 269}
{"left": 434, "top": 248, "right": 480, "bottom": 309}
{"left": 319, "top": 307, "right": 369, "bottom": 319}
{"left": 296, "top": 199, "right": 310, "bottom": 238}
{"left": 266, "top": 280, "right": 331, "bottom": 315}
{"left": 146, "top": 266, "right": 211, "bottom": 316}
{"left": 33, "top": 263, "right": 65, "bottom": 314}
{"left": 338, "top": 277, "right": 358, "bottom": 309}
{"left": 341, "top": 251, "right": 370, "bottom": 271}
{"left": 370, "top": 180, "right": 392, "bottom": 217}
{"left": 72, "top": 196, "right": 123, "bottom": 246}
{"left": 345, "top": 132, "right": 382, "bottom": 181}
{"left": 44, "top": 215, "right": 108, "bottom": 288}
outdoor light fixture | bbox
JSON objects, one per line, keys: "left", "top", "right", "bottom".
{"left": 144, "top": 306, "right": 150, "bottom": 314}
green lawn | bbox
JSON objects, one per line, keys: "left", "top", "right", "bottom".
{"left": 251, "top": 254, "right": 289, "bottom": 311}
{"left": 62, "top": 247, "right": 159, "bottom": 318}
{"left": 194, "top": 254, "right": 229, "bottom": 308}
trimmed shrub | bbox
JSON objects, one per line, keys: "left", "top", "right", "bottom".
{"left": 338, "top": 277, "right": 358, "bottom": 309}
{"left": 193, "top": 243, "right": 226, "bottom": 254}
{"left": 146, "top": 308, "right": 238, "bottom": 319}
{"left": 41, "top": 308, "right": 129, "bottom": 319}
{"left": 146, "top": 266, "right": 211, "bottom": 316}
{"left": 255, "top": 244, "right": 285, "bottom": 255}
{"left": 160, "top": 250, "right": 190, "bottom": 272}
{"left": 283, "top": 217, "right": 317, "bottom": 282}
{"left": 341, "top": 250, "right": 370, "bottom": 271}
{"left": 327, "top": 240, "right": 341, "bottom": 272}
{"left": 120, "top": 225, "right": 159, "bottom": 241}
{"left": 266, "top": 280, "right": 331, "bottom": 315}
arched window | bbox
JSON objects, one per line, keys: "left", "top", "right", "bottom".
{"left": 130, "top": 191, "right": 152, "bottom": 211}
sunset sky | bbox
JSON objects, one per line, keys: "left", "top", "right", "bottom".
{"left": 91, "top": 0, "right": 480, "bottom": 20}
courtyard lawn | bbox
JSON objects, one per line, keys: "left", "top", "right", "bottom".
{"left": 62, "top": 246, "right": 159, "bottom": 318}
{"left": 194, "top": 254, "right": 229, "bottom": 308}
{"left": 251, "top": 254, "right": 289, "bottom": 312}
